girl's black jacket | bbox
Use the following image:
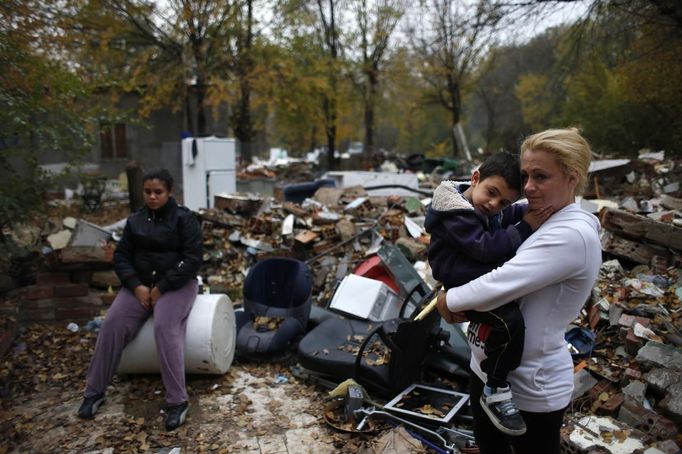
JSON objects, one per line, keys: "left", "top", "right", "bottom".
{"left": 113, "top": 197, "right": 203, "bottom": 294}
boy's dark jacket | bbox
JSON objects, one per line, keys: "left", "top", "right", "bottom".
{"left": 114, "top": 197, "right": 203, "bottom": 294}
{"left": 424, "top": 181, "right": 531, "bottom": 290}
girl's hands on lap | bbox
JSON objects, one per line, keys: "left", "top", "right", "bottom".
{"left": 134, "top": 285, "right": 152, "bottom": 310}
{"left": 150, "top": 287, "right": 162, "bottom": 307}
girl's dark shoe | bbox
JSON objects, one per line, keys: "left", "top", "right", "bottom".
{"left": 77, "top": 393, "right": 106, "bottom": 419}
{"left": 164, "top": 402, "right": 189, "bottom": 431}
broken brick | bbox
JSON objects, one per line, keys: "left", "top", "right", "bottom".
{"left": 294, "top": 230, "right": 319, "bottom": 245}
{"left": 35, "top": 272, "right": 70, "bottom": 285}
{"left": 618, "top": 400, "right": 678, "bottom": 443}
{"left": 596, "top": 392, "right": 624, "bottom": 416}
{"left": 21, "top": 285, "right": 55, "bottom": 300}
{"left": 54, "top": 283, "right": 89, "bottom": 298}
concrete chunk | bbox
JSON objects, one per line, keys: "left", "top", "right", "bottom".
{"left": 635, "top": 342, "right": 682, "bottom": 370}
{"left": 644, "top": 368, "right": 682, "bottom": 395}
{"left": 659, "top": 381, "right": 682, "bottom": 424}
{"left": 572, "top": 369, "right": 598, "bottom": 401}
{"left": 622, "top": 380, "right": 647, "bottom": 404}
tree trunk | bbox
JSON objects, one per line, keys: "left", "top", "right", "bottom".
{"left": 196, "top": 81, "right": 207, "bottom": 135}
{"left": 126, "top": 160, "right": 144, "bottom": 212}
{"left": 364, "top": 71, "right": 377, "bottom": 156}
{"left": 450, "top": 117, "right": 460, "bottom": 158}
{"left": 235, "top": 82, "right": 253, "bottom": 162}
{"left": 235, "top": 0, "right": 254, "bottom": 163}
{"left": 449, "top": 83, "right": 463, "bottom": 158}
{"left": 184, "top": 92, "right": 195, "bottom": 136}
{"left": 325, "top": 97, "right": 337, "bottom": 170}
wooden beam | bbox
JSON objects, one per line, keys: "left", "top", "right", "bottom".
{"left": 599, "top": 207, "right": 682, "bottom": 252}
{"left": 600, "top": 230, "right": 669, "bottom": 265}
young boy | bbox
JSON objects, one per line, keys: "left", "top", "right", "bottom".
{"left": 424, "top": 151, "right": 551, "bottom": 436}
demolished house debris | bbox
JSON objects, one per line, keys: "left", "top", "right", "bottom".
{"left": 1, "top": 152, "right": 682, "bottom": 453}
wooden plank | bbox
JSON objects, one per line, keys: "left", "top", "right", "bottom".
{"left": 599, "top": 207, "right": 682, "bottom": 251}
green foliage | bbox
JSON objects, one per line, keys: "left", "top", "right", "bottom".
{"left": 0, "top": 12, "right": 93, "bottom": 235}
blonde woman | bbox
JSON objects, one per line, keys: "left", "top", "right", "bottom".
{"left": 437, "top": 128, "right": 601, "bottom": 453}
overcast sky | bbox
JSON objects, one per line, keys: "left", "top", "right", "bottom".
{"left": 503, "top": 1, "right": 590, "bottom": 43}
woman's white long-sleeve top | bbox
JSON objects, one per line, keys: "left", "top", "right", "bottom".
{"left": 446, "top": 203, "right": 602, "bottom": 412}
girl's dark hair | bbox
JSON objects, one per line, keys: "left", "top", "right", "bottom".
{"left": 478, "top": 151, "right": 522, "bottom": 193}
{"left": 143, "top": 168, "right": 174, "bottom": 191}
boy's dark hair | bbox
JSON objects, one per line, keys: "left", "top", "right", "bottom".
{"left": 143, "top": 168, "right": 174, "bottom": 191}
{"left": 478, "top": 151, "right": 522, "bottom": 193}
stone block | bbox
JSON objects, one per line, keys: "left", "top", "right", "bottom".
{"left": 659, "top": 381, "right": 682, "bottom": 424}
{"left": 622, "top": 380, "right": 647, "bottom": 404}
{"left": 636, "top": 342, "right": 682, "bottom": 371}
{"left": 644, "top": 368, "right": 682, "bottom": 395}
{"left": 622, "top": 367, "right": 643, "bottom": 386}
{"left": 572, "top": 368, "right": 598, "bottom": 401}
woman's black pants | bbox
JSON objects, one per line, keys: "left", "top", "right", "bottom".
{"left": 469, "top": 373, "right": 567, "bottom": 454}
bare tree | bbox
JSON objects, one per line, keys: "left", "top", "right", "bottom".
{"left": 409, "top": 0, "right": 501, "bottom": 159}
{"left": 229, "top": 0, "right": 256, "bottom": 163}
{"left": 352, "top": 0, "right": 404, "bottom": 156}
{"left": 315, "top": 0, "right": 342, "bottom": 170}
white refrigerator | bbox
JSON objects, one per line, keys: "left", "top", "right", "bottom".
{"left": 182, "top": 137, "right": 237, "bottom": 211}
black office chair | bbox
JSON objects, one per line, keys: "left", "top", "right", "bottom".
{"left": 235, "top": 257, "right": 313, "bottom": 356}
{"left": 297, "top": 287, "right": 445, "bottom": 398}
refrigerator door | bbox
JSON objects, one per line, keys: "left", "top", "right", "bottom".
{"left": 207, "top": 170, "right": 236, "bottom": 208}
{"left": 204, "top": 138, "right": 236, "bottom": 171}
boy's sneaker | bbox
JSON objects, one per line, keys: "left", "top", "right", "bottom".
{"left": 164, "top": 401, "right": 189, "bottom": 431}
{"left": 479, "top": 386, "right": 526, "bottom": 436}
{"left": 77, "top": 393, "right": 106, "bottom": 419}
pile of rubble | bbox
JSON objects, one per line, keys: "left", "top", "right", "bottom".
{"left": 1, "top": 152, "right": 682, "bottom": 452}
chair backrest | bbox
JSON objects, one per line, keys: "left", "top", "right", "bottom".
{"left": 353, "top": 310, "right": 441, "bottom": 396}
{"left": 243, "top": 257, "right": 312, "bottom": 310}
{"left": 238, "top": 257, "right": 314, "bottom": 354}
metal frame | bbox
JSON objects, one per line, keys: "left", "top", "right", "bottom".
{"left": 383, "top": 383, "right": 469, "bottom": 425}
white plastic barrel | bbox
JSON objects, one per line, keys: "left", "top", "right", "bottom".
{"left": 117, "top": 293, "right": 236, "bottom": 375}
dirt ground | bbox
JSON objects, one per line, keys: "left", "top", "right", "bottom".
{"left": 0, "top": 322, "right": 386, "bottom": 454}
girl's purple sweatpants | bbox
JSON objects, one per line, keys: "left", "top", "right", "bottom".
{"left": 83, "top": 279, "right": 198, "bottom": 405}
